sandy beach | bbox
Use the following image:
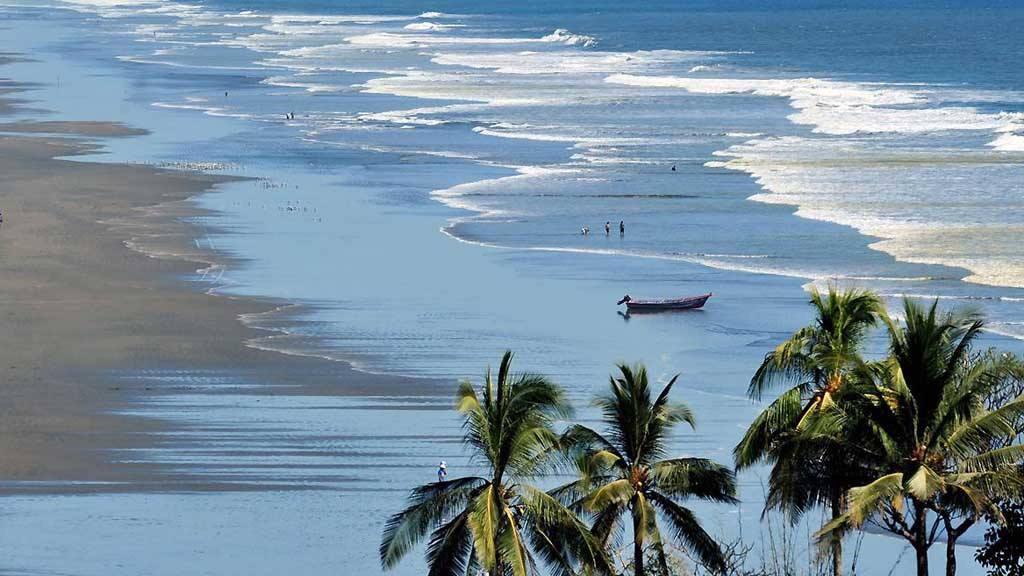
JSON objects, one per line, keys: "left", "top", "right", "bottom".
{"left": 0, "top": 66, "right": 430, "bottom": 489}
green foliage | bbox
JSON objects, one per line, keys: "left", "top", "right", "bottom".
{"left": 735, "top": 287, "right": 883, "bottom": 575}
{"left": 815, "top": 299, "right": 1024, "bottom": 576}
{"left": 380, "top": 351, "right": 610, "bottom": 576}
{"left": 976, "top": 498, "right": 1024, "bottom": 576}
{"left": 379, "top": 292, "right": 1024, "bottom": 576}
{"left": 559, "top": 364, "right": 737, "bottom": 576}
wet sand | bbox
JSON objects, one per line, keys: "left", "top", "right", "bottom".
{"left": 0, "top": 71, "right": 433, "bottom": 490}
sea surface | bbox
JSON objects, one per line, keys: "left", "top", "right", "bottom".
{"left": 1, "top": 0, "right": 1022, "bottom": 574}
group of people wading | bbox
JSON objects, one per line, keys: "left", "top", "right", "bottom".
{"left": 581, "top": 220, "right": 624, "bottom": 236}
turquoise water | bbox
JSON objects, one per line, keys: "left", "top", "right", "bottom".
{"left": 1, "top": 1, "right": 1023, "bottom": 574}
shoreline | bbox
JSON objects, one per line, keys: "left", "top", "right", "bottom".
{"left": 0, "top": 66, "right": 439, "bottom": 492}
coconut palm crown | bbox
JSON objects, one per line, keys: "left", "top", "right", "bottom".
{"left": 817, "top": 299, "right": 1024, "bottom": 576}
{"left": 380, "top": 351, "right": 610, "bottom": 576}
{"left": 733, "top": 287, "right": 883, "bottom": 576}
{"left": 735, "top": 286, "right": 883, "bottom": 470}
{"left": 557, "top": 364, "right": 737, "bottom": 576}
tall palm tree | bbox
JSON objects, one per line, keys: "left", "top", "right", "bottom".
{"left": 380, "top": 351, "right": 609, "bottom": 576}
{"left": 557, "top": 364, "right": 737, "bottom": 576}
{"left": 734, "top": 287, "right": 882, "bottom": 576}
{"left": 817, "top": 299, "right": 1024, "bottom": 576}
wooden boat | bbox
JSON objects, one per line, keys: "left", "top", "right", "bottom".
{"left": 616, "top": 293, "right": 711, "bottom": 311}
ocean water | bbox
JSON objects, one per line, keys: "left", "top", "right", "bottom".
{"left": 31, "top": 0, "right": 1022, "bottom": 344}
{"left": 1, "top": 1, "right": 1023, "bottom": 574}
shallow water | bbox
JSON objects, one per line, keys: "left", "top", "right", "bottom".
{"left": 1, "top": 1, "right": 1022, "bottom": 574}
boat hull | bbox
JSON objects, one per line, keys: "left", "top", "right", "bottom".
{"left": 624, "top": 293, "right": 711, "bottom": 311}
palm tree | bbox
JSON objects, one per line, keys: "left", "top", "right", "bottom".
{"left": 817, "top": 299, "right": 1024, "bottom": 576}
{"left": 734, "top": 287, "right": 882, "bottom": 576}
{"left": 557, "top": 364, "right": 737, "bottom": 576}
{"left": 380, "top": 351, "right": 609, "bottom": 576}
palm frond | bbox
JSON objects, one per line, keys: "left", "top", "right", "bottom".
{"left": 468, "top": 484, "right": 502, "bottom": 571}
{"left": 733, "top": 385, "right": 804, "bottom": 469}
{"left": 590, "top": 500, "right": 627, "bottom": 548}
{"left": 945, "top": 394, "right": 1024, "bottom": 460}
{"left": 959, "top": 444, "right": 1024, "bottom": 473}
{"left": 647, "top": 490, "right": 727, "bottom": 573}
{"left": 651, "top": 457, "right": 738, "bottom": 504}
{"left": 845, "top": 472, "right": 904, "bottom": 527}
{"left": 906, "top": 465, "right": 944, "bottom": 501}
{"left": 749, "top": 326, "right": 817, "bottom": 401}
{"left": 380, "top": 477, "right": 489, "bottom": 568}
{"left": 520, "top": 485, "right": 613, "bottom": 576}
{"left": 497, "top": 507, "right": 532, "bottom": 576}
{"left": 585, "top": 478, "right": 634, "bottom": 512}
{"left": 425, "top": 510, "right": 475, "bottom": 576}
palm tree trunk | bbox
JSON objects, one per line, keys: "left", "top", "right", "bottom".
{"left": 830, "top": 487, "right": 843, "bottom": 576}
{"left": 914, "top": 502, "right": 929, "bottom": 576}
{"left": 943, "top": 515, "right": 971, "bottom": 576}
{"left": 633, "top": 505, "right": 644, "bottom": 576}
{"left": 945, "top": 536, "right": 956, "bottom": 576}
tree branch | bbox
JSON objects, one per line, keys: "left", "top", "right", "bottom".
{"left": 882, "top": 506, "right": 916, "bottom": 542}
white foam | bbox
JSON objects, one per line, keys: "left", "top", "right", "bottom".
{"left": 605, "top": 74, "right": 1024, "bottom": 136}
{"left": 344, "top": 28, "right": 596, "bottom": 50}
{"left": 430, "top": 165, "right": 584, "bottom": 218}
{"left": 987, "top": 131, "right": 1024, "bottom": 152}
{"left": 472, "top": 125, "right": 644, "bottom": 146}
{"left": 430, "top": 49, "right": 716, "bottom": 75}
{"left": 403, "top": 21, "right": 461, "bottom": 31}
{"left": 712, "top": 136, "right": 1024, "bottom": 289}
{"left": 983, "top": 323, "right": 1024, "bottom": 342}
{"left": 539, "top": 28, "right": 596, "bottom": 48}
{"left": 116, "top": 55, "right": 265, "bottom": 71}
{"left": 261, "top": 75, "right": 343, "bottom": 93}
{"left": 352, "top": 103, "right": 485, "bottom": 127}
{"left": 151, "top": 101, "right": 253, "bottom": 120}
{"left": 344, "top": 31, "right": 528, "bottom": 48}
{"left": 268, "top": 14, "right": 412, "bottom": 24}
{"left": 358, "top": 72, "right": 548, "bottom": 105}
{"left": 439, "top": 229, "right": 833, "bottom": 281}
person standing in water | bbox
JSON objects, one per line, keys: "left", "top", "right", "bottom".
{"left": 437, "top": 461, "right": 448, "bottom": 482}
{"left": 605, "top": 221, "right": 610, "bottom": 235}
{"left": 619, "top": 220, "right": 625, "bottom": 235}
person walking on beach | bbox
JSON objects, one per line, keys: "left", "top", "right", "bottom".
{"left": 437, "top": 461, "right": 447, "bottom": 483}
{"left": 605, "top": 221, "right": 610, "bottom": 235}
{"left": 619, "top": 220, "right": 625, "bottom": 235}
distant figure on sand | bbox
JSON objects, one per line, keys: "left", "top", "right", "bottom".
{"left": 605, "top": 221, "right": 610, "bottom": 235}
{"left": 619, "top": 220, "right": 625, "bottom": 235}
{"left": 437, "top": 461, "right": 447, "bottom": 482}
